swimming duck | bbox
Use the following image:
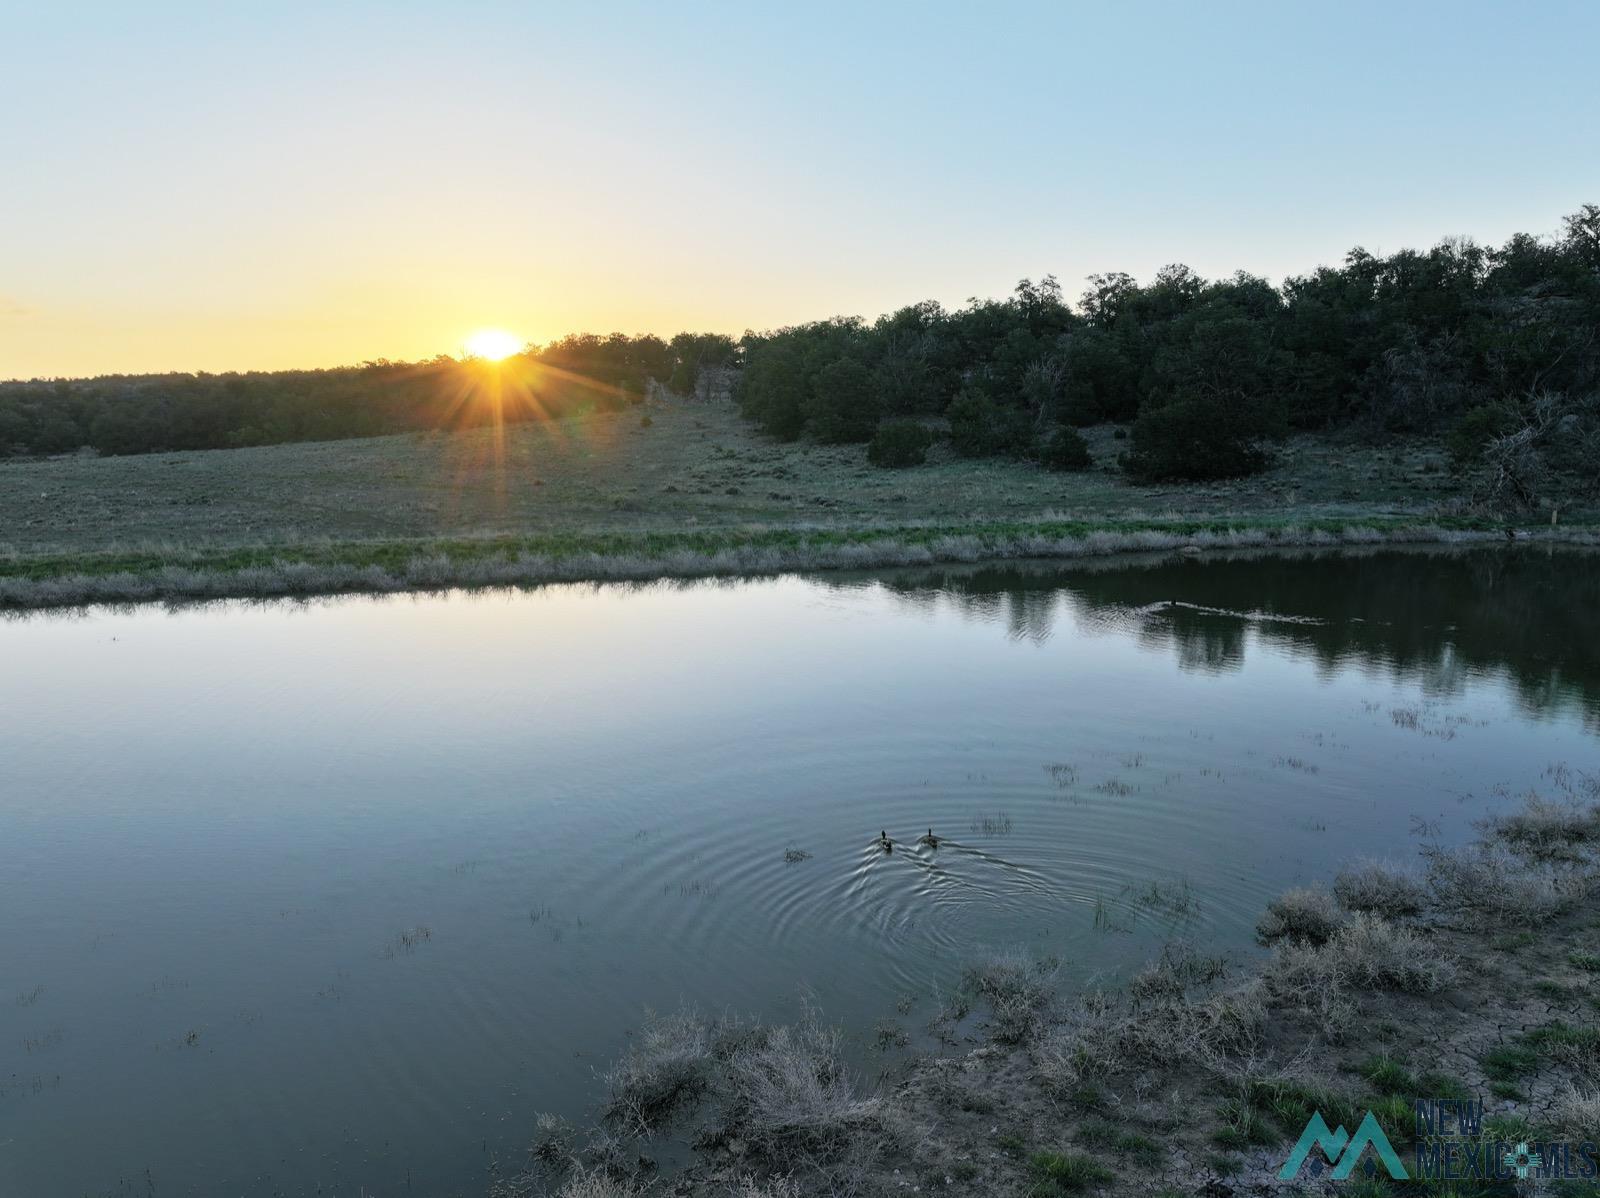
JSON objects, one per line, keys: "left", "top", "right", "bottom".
{"left": 875, "top": 829, "right": 894, "bottom": 853}
{"left": 917, "top": 828, "right": 940, "bottom": 849}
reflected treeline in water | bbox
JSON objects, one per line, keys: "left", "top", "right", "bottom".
{"left": 864, "top": 545, "right": 1600, "bottom": 726}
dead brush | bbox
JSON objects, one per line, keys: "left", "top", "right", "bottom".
{"left": 1483, "top": 791, "right": 1600, "bottom": 861}
{"left": 1549, "top": 1083, "right": 1600, "bottom": 1141}
{"left": 1423, "top": 842, "right": 1593, "bottom": 927}
{"left": 1032, "top": 974, "right": 1265, "bottom": 1093}
{"left": 1264, "top": 912, "right": 1454, "bottom": 1043}
{"left": 1255, "top": 886, "right": 1344, "bottom": 946}
{"left": 715, "top": 1007, "right": 889, "bottom": 1176}
{"left": 1127, "top": 943, "right": 1228, "bottom": 1006}
{"left": 961, "top": 952, "right": 1061, "bottom": 1045}
{"left": 603, "top": 1008, "right": 711, "bottom": 1136}
{"left": 552, "top": 1169, "right": 647, "bottom": 1198}
{"left": 1332, "top": 859, "right": 1428, "bottom": 919}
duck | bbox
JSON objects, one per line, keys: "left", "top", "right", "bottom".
{"left": 875, "top": 829, "right": 894, "bottom": 853}
{"left": 917, "top": 828, "right": 940, "bottom": 849}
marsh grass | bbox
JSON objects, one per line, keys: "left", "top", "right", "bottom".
{"left": 1091, "top": 894, "right": 1135, "bottom": 934}
{"left": 1256, "top": 886, "right": 1344, "bottom": 946}
{"left": 1267, "top": 913, "right": 1456, "bottom": 1001}
{"left": 381, "top": 925, "right": 432, "bottom": 958}
{"left": 1045, "top": 763, "right": 1079, "bottom": 789}
{"left": 2, "top": 513, "right": 1577, "bottom": 610}
{"left": 962, "top": 952, "right": 1060, "bottom": 1045}
{"left": 595, "top": 1003, "right": 891, "bottom": 1190}
{"left": 969, "top": 812, "right": 1013, "bottom": 837}
{"left": 1124, "top": 877, "right": 1200, "bottom": 921}
{"left": 1484, "top": 792, "right": 1600, "bottom": 861}
{"left": 1334, "top": 860, "right": 1428, "bottom": 919}
{"left": 1424, "top": 842, "right": 1592, "bottom": 927}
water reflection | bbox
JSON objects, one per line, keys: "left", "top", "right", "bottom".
{"left": 2, "top": 543, "right": 1595, "bottom": 1198}
{"left": 865, "top": 545, "right": 1600, "bottom": 725}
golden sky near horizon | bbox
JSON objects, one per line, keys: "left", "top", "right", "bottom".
{"left": 2, "top": 3, "right": 1596, "bottom": 381}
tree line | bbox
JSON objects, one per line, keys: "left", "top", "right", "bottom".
{"left": 735, "top": 205, "right": 1600, "bottom": 490}
{"left": 0, "top": 332, "right": 734, "bottom": 459}
{"left": 3, "top": 206, "right": 1596, "bottom": 501}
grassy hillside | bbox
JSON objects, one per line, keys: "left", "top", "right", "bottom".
{"left": 2, "top": 388, "right": 1594, "bottom": 608}
{"left": 0, "top": 390, "right": 1500, "bottom": 554}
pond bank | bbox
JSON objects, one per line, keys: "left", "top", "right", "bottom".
{"left": 501, "top": 777, "right": 1600, "bottom": 1198}
{"left": 3, "top": 515, "right": 1596, "bottom": 610}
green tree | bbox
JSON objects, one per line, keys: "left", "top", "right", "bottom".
{"left": 805, "top": 358, "right": 881, "bottom": 443}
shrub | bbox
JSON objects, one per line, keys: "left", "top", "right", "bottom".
{"left": 963, "top": 952, "right": 1060, "bottom": 1045}
{"left": 947, "top": 386, "right": 1030, "bottom": 458}
{"left": 668, "top": 360, "right": 698, "bottom": 397}
{"left": 603, "top": 1009, "right": 710, "bottom": 1134}
{"left": 1447, "top": 403, "right": 1515, "bottom": 471}
{"left": 1268, "top": 914, "right": 1456, "bottom": 996}
{"left": 1123, "top": 397, "right": 1273, "bottom": 481}
{"left": 866, "top": 419, "right": 932, "bottom": 467}
{"left": 805, "top": 358, "right": 881, "bottom": 444}
{"left": 718, "top": 1009, "right": 882, "bottom": 1168}
{"left": 1256, "top": 886, "right": 1343, "bottom": 946}
{"left": 1037, "top": 426, "right": 1092, "bottom": 471}
{"left": 1332, "top": 860, "right": 1427, "bottom": 919}
{"left": 555, "top": 1171, "right": 646, "bottom": 1198}
{"left": 1032, "top": 976, "right": 1264, "bottom": 1091}
{"left": 1424, "top": 843, "right": 1591, "bottom": 927}
{"left": 1484, "top": 792, "right": 1600, "bottom": 860}
{"left": 1550, "top": 1083, "right": 1600, "bottom": 1141}
{"left": 1127, "top": 943, "right": 1227, "bottom": 1006}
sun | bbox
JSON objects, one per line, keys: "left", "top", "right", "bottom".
{"left": 463, "top": 328, "right": 524, "bottom": 361}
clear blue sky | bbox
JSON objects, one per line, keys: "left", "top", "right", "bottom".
{"left": 3, "top": 0, "right": 1597, "bottom": 377}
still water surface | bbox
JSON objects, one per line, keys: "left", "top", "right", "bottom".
{"left": 2, "top": 545, "right": 1596, "bottom": 1196}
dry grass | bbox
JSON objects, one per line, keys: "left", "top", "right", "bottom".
{"left": 1548, "top": 1083, "right": 1600, "bottom": 1141}
{"left": 1423, "top": 842, "right": 1593, "bottom": 927}
{"left": 593, "top": 1004, "right": 893, "bottom": 1193}
{"left": 1267, "top": 913, "right": 1456, "bottom": 998}
{"left": 717, "top": 1011, "right": 883, "bottom": 1167}
{"left": 1483, "top": 791, "right": 1600, "bottom": 860}
{"left": 1032, "top": 951, "right": 1265, "bottom": 1092}
{"left": 1332, "top": 859, "right": 1428, "bottom": 919}
{"left": 603, "top": 1008, "right": 711, "bottom": 1135}
{"left": 1255, "top": 886, "right": 1344, "bottom": 946}
{"left": 962, "top": 952, "right": 1061, "bottom": 1045}
{"left": 555, "top": 1172, "right": 647, "bottom": 1198}
{"left": 2, "top": 519, "right": 1574, "bottom": 611}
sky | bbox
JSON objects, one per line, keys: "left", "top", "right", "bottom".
{"left": 2, "top": 0, "right": 1597, "bottom": 380}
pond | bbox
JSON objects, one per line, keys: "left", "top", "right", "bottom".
{"left": 2, "top": 544, "right": 1596, "bottom": 1197}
